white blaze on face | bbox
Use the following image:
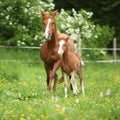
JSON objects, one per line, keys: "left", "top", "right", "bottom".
{"left": 44, "top": 18, "right": 51, "bottom": 39}
{"left": 58, "top": 40, "right": 65, "bottom": 56}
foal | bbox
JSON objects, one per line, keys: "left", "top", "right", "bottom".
{"left": 58, "top": 37, "right": 85, "bottom": 98}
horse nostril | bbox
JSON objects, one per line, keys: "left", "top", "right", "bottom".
{"left": 48, "top": 33, "right": 52, "bottom": 39}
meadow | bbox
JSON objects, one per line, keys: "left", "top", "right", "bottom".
{"left": 0, "top": 48, "right": 120, "bottom": 120}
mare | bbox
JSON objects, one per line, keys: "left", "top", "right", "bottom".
{"left": 40, "top": 11, "right": 75, "bottom": 92}
{"left": 57, "top": 37, "right": 85, "bottom": 98}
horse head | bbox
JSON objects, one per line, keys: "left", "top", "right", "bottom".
{"left": 41, "top": 11, "right": 58, "bottom": 41}
{"left": 58, "top": 36, "right": 69, "bottom": 57}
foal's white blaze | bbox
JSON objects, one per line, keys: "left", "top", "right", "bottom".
{"left": 44, "top": 18, "right": 51, "bottom": 39}
{"left": 58, "top": 40, "right": 65, "bottom": 56}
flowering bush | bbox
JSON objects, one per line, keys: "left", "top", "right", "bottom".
{"left": 0, "top": 0, "right": 115, "bottom": 59}
{"left": 57, "top": 9, "right": 94, "bottom": 41}
{"left": 57, "top": 9, "right": 115, "bottom": 59}
{"left": 0, "top": 0, "right": 54, "bottom": 46}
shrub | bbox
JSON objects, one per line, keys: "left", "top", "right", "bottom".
{"left": 0, "top": 1, "right": 115, "bottom": 59}
{"left": 0, "top": 0, "right": 54, "bottom": 46}
{"left": 57, "top": 9, "right": 115, "bottom": 59}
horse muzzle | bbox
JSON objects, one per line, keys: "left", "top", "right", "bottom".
{"left": 46, "top": 33, "right": 52, "bottom": 41}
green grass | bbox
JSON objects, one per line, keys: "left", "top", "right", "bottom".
{"left": 0, "top": 48, "right": 120, "bottom": 120}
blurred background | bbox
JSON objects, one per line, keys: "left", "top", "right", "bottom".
{"left": 0, "top": 0, "right": 120, "bottom": 60}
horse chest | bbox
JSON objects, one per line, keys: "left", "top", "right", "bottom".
{"left": 45, "top": 50, "right": 58, "bottom": 63}
{"left": 61, "top": 62, "right": 72, "bottom": 74}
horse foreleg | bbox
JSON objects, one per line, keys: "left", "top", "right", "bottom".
{"left": 44, "top": 63, "right": 50, "bottom": 88}
{"left": 63, "top": 73, "right": 68, "bottom": 98}
{"left": 53, "top": 73, "right": 58, "bottom": 92}
{"left": 69, "top": 75, "right": 73, "bottom": 90}
{"left": 49, "top": 60, "right": 61, "bottom": 92}
{"left": 58, "top": 68, "right": 64, "bottom": 84}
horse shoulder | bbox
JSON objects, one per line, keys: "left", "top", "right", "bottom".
{"left": 40, "top": 42, "right": 48, "bottom": 58}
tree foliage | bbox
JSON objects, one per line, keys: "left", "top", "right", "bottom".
{"left": 54, "top": 0, "right": 120, "bottom": 42}
{"left": 57, "top": 9, "right": 114, "bottom": 59}
{"left": 0, "top": 0, "right": 54, "bottom": 46}
{"left": 0, "top": 0, "right": 115, "bottom": 59}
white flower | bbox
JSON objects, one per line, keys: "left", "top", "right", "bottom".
{"left": 34, "top": 35, "right": 38, "bottom": 40}
{"left": 106, "top": 89, "right": 111, "bottom": 96}
{"left": 17, "top": 40, "right": 21, "bottom": 44}
{"left": 75, "top": 98, "right": 79, "bottom": 104}
{"left": 9, "top": 22, "right": 12, "bottom": 25}
{"left": 7, "top": 6, "right": 12, "bottom": 11}
{"left": 21, "top": 42, "right": 25, "bottom": 45}
{"left": 26, "top": 2, "right": 30, "bottom": 7}
{"left": 87, "top": 54, "right": 90, "bottom": 57}
{"left": 0, "top": 12, "right": 4, "bottom": 16}
{"left": 61, "top": 24, "right": 66, "bottom": 29}
{"left": 100, "top": 92, "right": 103, "bottom": 97}
{"left": 6, "top": 15, "right": 9, "bottom": 20}
{"left": 38, "top": 76, "right": 42, "bottom": 79}
{"left": 23, "top": 26, "right": 26, "bottom": 29}
{"left": 100, "top": 50, "right": 106, "bottom": 55}
{"left": 75, "top": 28, "right": 80, "bottom": 34}
{"left": 94, "top": 35, "right": 98, "bottom": 38}
{"left": 24, "top": 8, "right": 28, "bottom": 13}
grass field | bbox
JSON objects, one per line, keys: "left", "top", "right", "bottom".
{"left": 0, "top": 48, "right": 120, "bottom": 120}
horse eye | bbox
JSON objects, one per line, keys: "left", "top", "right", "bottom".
{"left": 63, "top": 44, "right": 66, "bottom": 47}
{"left": 43, "top": 22, "right": 45, "bottom": 25}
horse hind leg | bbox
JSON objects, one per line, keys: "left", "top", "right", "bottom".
{"left": 71, "top": 72, "right": 78, "bottom": 95}
{"left": 80, "top": 77, "right": 85, "bottom": 96}
{"left": 69, "top": 75, "right": 73, "bottom": 91}
{"left": 78, "top": 70, "right": 85, "bottom": 96}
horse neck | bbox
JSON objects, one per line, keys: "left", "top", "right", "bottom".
{"left": 62, "top": 47, "right": 69, "bottom": 63}
{"left": 50, "top": 27, "right": 60, "bottom": 47}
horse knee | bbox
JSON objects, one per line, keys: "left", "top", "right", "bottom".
{"left": 54, "top": 73, "right": 58, "bottom": 80}
{"left": 50, "top": 71, "right": 55, "bottom": 80}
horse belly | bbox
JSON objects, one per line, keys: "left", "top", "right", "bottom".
{"left": 62, "top": 65, "right": 72, "bottom": 74}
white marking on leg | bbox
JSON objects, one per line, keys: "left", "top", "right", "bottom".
{"left": 71, "top": 74, "right": 77, "bottom": 95}
{"left": 64, "top": 73, "right": 68, "bottom": 98}
{"left": 64, "top": 87, "right": 68, "bottom": 98}
{"left": 73, "top": 84, "right": 77, "bottom": 95}
{"left": 81, "top": 81, "right": 85, "bottom": 96}
{"left": 74, "top": 80, "right": 79, "bottom": 94}
{"left": 44, "top": 19, "right": 51, "bottom": 39}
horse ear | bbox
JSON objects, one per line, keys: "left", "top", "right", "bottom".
{"left": 51, "top": 10, "right": 58, "bottom": 17}
{"left": 41, "top": 11, "right": 46, "bottom": 17}
{"left": 65, "top": 36, "right": 70, "bottom": 42}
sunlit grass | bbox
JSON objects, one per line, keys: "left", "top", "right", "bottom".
{"left": 0, "top": 48, "right": 120, "bottom": 120}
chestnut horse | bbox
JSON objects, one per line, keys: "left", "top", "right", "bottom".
{"left": 40, "top": 11, "right": 75, "bottom": 91}
{"left": 58, "top": 37, "right": 85, "bottom": 97}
